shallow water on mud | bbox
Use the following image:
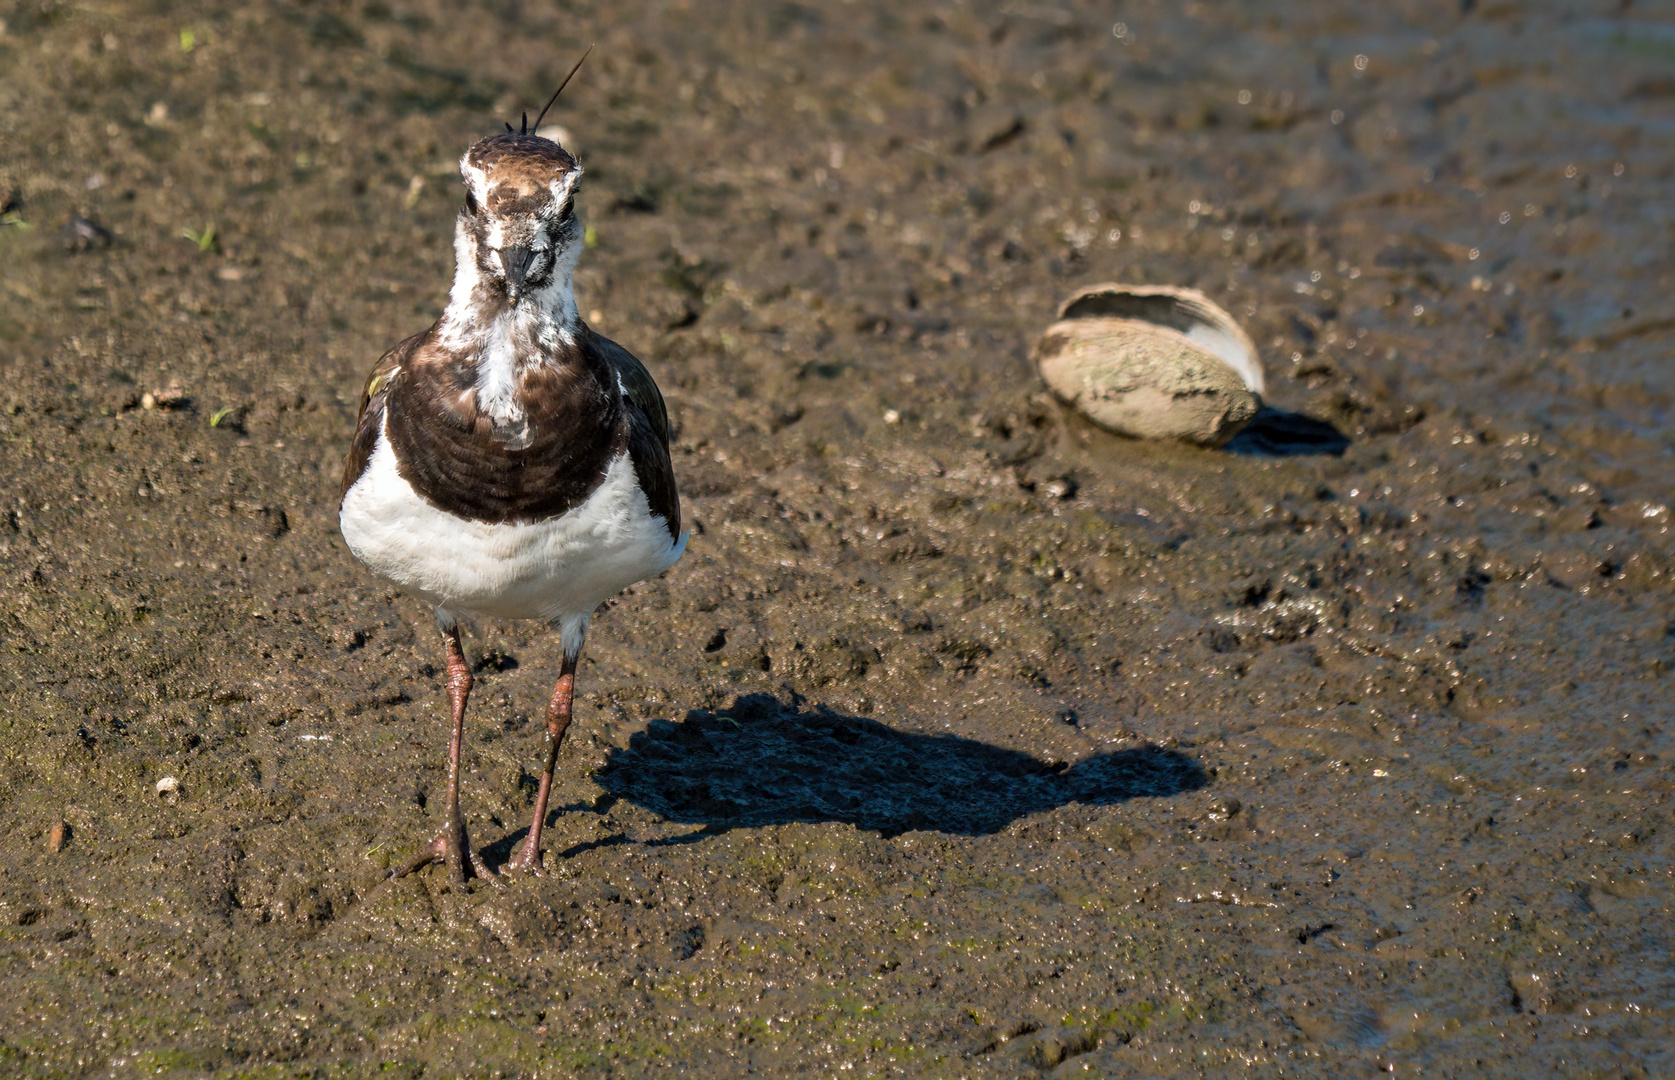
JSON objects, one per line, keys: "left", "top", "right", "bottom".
{"left": 0, "top": 0, "right": 1672, "bottom": 1076}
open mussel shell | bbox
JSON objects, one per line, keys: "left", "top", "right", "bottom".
{"left": 1033, "top": 284, "right": 1265, "bottom": 446}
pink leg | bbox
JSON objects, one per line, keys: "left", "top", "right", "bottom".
{"left": 390, "top": 625, "right": 495, "bottom": 884}
{"left": 504, "top": 654, "right": 578, "bottom": 874}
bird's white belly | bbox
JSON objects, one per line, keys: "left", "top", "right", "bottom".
{"left": 339, "top": 423, "right": 685, "bottom": 623}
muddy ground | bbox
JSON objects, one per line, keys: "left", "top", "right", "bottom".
{"left": 1, "top": 0, "right": 1672, "bottom": 1075}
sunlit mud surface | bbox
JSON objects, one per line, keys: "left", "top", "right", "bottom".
{"left": 1, "top": 0, "right": 1672, "bottom": 1075}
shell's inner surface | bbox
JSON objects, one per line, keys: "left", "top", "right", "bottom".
{"left": 1182, "top": 322, "right": 1264, "bottom": 395}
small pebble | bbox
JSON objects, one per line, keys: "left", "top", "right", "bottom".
{"left": 47, "top": 818, "right": 68, "bottom": 853}
{"left": 1205, "top": 798, "right": 1242, "bottom": 821}
{"left": 966, "top": 103, "right": 1025, "bottom": 151}
{"left": 1041, "top": 476, "right": 1077, "bottom": 500}
{"left": 142, "top": 385, "right": 188, "bottom": 410}
{"left": 60, "top": 215, "right": 113, "bottom": 251}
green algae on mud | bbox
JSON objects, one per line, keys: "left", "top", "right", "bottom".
{"left": 1, "top": 0, "right": 1674, "bottom": 1076}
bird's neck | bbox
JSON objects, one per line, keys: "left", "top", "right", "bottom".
{"left": 436, "top": 229, "right": 582, "bottom": 427}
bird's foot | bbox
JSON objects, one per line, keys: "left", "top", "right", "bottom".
{"left": 387, "top": 820, "right": 498, "bottom": 885}
{"left": 500, "top": 837, "right": 548, "bottom": 876}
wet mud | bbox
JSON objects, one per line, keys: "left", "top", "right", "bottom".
{"left": 1, "top": 0, "right": 1672, "bottom": 1075}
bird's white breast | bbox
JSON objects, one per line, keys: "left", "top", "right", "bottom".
{"left": 339, "top": 419, "right": 685, "bottom": 625}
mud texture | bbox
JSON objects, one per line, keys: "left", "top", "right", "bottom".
{"left": 2, "top": 1, "right": 1673, "bottom": 1076}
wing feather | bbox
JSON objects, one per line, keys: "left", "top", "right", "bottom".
{"left": 589, "top": 330, "right": 672, "bottom": 451}
{"left": 586, "top": 328, "right": 680, "bottom": 538}
{"left": 339, "top": 331, "right": 423, "bottom": 503}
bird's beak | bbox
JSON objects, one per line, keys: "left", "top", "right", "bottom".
{"left": 501, "top": 244, "right": 534, "bottom": 305}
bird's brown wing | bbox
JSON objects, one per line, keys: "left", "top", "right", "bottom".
{"left": 587, "top": 328, "right": 681, "bottom": 538}
{"left": 340, "top": 331, "right": 424, "bottom": 504}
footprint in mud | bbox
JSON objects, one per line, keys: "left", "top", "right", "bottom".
{"left": 594, "top": 693, "right": 1206, "bottom": 837}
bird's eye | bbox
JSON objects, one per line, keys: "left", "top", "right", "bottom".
{"left": 464, "top": 190, "right": 480, "bottom": 215}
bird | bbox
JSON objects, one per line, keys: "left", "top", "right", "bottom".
{"left": 338, "top": 58, "right": 684, "bottom": 883}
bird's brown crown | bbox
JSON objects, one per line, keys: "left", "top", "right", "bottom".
{"left": 462, "top": 134, "right": 579, "bottom": 216}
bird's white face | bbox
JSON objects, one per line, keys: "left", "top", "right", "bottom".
{"left": 454, "top": 133, "right": 585, "bottom": 310}
{"left": 435, "top": 132, "right": 589, "bottom": 419}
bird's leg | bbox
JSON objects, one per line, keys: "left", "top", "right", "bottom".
{"left": 504, "top": 654, "right": 578, "bottom": 874}
{"left": 390, "top": 625, "right": 495, "bottom": 884}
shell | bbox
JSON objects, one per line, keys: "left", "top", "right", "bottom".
{"left": 1034, "top": 284, "right": 1264, "bottom": 446}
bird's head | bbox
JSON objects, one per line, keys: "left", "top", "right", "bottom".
{"left": 456, "top": 132, "right": 583, "bottom": 308}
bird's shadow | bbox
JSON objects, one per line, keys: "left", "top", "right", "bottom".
{"left": 582, "top": 692, "right": 1206, "bottom": 840}
{"left": 1224, "top": 407, "right": 1350, "bottom": 457}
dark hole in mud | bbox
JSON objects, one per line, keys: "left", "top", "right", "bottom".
{"left": 1456, "top": 568, "right": 1492, "bottom": 605}
{"left": 675, "top": 924, "right": 706, "bottom": 960}
{"left": 1224, "top": 407, "right": 1351, "bottom": 457}
{"left": 472, "top": 647, "right": 518, "bottom": 673}
{"left": 596, "top": 693, "right": 1206, "bottom": 838}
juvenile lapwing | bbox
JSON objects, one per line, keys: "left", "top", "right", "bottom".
{"left": 339, "top": 68, "right": 684, "bottom": 882}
